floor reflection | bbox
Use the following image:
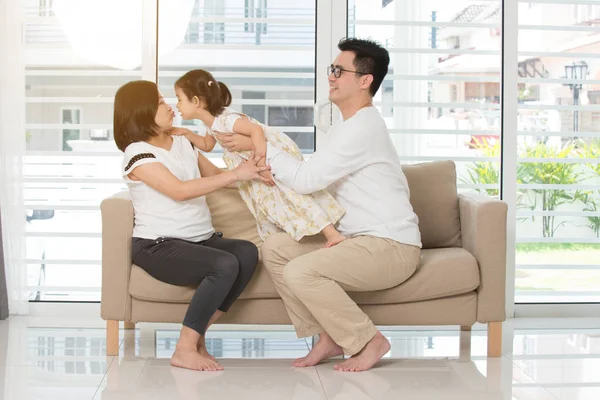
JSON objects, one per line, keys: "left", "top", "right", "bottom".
{"left": 0, "top": 317, "right": 599, "bottom": 399}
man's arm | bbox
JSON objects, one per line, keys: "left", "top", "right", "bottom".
{"left": 267, "top": 130, "right": 364, "bottom": 195}
{"left": 219, "top": 129, "right": 365, "bottom": 193}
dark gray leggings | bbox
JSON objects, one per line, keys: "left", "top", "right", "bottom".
{"left": 132, "top": 233, "right": 258, "bottom": 336}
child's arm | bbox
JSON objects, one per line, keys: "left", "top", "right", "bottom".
{"left": 231, "top": 118, "right": 266, "bottom": 160}
{"left": 192, "top": 133, "right": 217, "bottom": 152}
{"left": 170, "top": 127, "right": 217, "bottom": 152}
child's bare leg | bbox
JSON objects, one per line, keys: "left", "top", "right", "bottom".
{"left": 322, "top": 224, "right": 346, "bottom": 248}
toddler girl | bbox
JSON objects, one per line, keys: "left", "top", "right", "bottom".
{"left": 172, "top": 69, "right": 346, "bottom": 247}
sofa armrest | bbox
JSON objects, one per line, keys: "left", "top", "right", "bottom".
{"left": 458, "top": 192, "right": 508, "bottom": 323}
{"left": 100, "top": 191, "right": 134, "bottom": 322}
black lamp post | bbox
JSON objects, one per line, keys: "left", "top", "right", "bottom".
{"left": 564, "top": 61, "right": 588, "bottom": 138}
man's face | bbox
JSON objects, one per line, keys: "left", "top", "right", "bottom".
{"left": 328, "top": 51, "right": 369, "bottom": 104}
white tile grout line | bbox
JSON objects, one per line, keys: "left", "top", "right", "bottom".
{"left": 302, "top": 335, "right": 330, "bottom": 399}
{"left": 313, "top": 364, "right": 329, "bottom": 400}
{"left": 507, "top": 355, "right": 561, "bottom": 400}
{"left": 92, "top": 336, "right": 125, "bottom": 400}
{"left": 90, "top": 355, "right": 116, "bottom": 400}
{"left": 304, "top": 337, "right": 311, "bottom": 351}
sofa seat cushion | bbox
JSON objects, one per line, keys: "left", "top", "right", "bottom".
{"left": 129, "top": 253, "right": 281, "bottom": 303}
{"left": 129, "top": 247, "right": 479, "bottom": 305}
{"left": 349, "top": 247, "right": 480, "bottom": 305}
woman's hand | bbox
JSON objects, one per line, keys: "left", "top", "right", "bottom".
{"left": 256, "top": 156, "right": 276, "bottom": 186}
{"left": 217, "top": 133, "right": 254, "bottom": 152}
{"left": 233, "top": 153, "right": 273, "bottom": 185}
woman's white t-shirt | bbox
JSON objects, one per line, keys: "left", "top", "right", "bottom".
{"left": 121, "top": 135, "right": 215, "bottom": 242}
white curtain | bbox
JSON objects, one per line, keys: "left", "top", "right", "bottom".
{"left": 0, "top": 0, "right": 29, "bottom": 315}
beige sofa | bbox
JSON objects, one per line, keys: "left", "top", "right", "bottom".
{"left": 101, "top": 160, "right": 508, "bottom": 357}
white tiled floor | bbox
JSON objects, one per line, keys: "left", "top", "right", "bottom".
{"left": 1, "top": 317, "right": 599, "bottom": 399}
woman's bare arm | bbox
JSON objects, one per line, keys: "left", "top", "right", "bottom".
{"left": 196, "top": 153, "right": 238, "bottom": 189}
{"left": 129, "top": 162, "right": 237, "bottom": 201}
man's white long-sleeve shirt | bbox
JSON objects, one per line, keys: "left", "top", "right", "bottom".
{"left": 266, "top": 106, "right": 421, "bottom": 247}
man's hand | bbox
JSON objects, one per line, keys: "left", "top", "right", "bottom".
{"left": 217, "top": 133, "right": 254, "bottom": 152}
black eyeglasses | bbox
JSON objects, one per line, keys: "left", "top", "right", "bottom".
{"left": 327, "top": 64, "right": 368, "bottom": 78}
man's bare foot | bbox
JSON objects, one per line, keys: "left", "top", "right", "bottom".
{"left": 171, "top": 346, "right": 223, "bottom": 371}
{"left": 334, "top": 331, "right": 390, "bottom": 372}
{"left": 292, "top": 333, "right": 344, "bottom": 368}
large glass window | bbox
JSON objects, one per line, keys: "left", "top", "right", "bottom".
{"left": 23, "top": 0, "right": 144, "bottom": 301}
{"left": 21, "top": 0, "right": 317, "bottom": 301}
{"left": 348, "top": 0, "right": 502, "bottom": 193}
{"left": 11, "top": 0, "right": 600, "bottom": 306}
{"left": 157, "top": 0, "right": 317, "bottom": 156}
{"left": 514, "top": 0, "right": 600, "bottom": 303}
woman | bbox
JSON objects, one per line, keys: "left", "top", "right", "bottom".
{"left": 113, "top": 80, "right": 270, "bottom": 372}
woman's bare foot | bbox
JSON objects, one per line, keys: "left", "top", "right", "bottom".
{"left": 322, "top": 225, "right": 347, "bottom": 248}
{"left": 292, "top": 333, "right": 344, "bottom": 368}
{"left": 171, "top": 346, "right": 223, "bottom": 371}
{"left": 334, "top": 331, "right": 390, "bottom": 372}
{"left": 198, "top": 345, "right": 216, "bottom": 361}
{"left": 197, "top": 337, "right": 217, "bottom": 361}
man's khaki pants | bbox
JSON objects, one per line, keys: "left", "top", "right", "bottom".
{"left": 261, "top": 233, "right": 421, "bottom": 356}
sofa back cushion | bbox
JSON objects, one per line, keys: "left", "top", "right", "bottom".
{"left": 206, "top": 188, "right": 262, "bottom": 246}
{"left": 402, "top": 160, "right": 461, "bottom": 249}
{"left": 208, "top": 160, "right": 461, "bottom": 249}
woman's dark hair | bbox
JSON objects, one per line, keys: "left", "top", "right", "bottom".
{"left": 113, "top": 80, "right": 160, "bottom": 152}
{"left": 175, "top": 69, "right": 232, "bottom": 116}
{"left": 338, "top": 37, "right": 390, "bottom": 96}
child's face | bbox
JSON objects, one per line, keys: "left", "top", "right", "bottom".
{"left": 175, "top": 86, "right": 201, "bottom": 120}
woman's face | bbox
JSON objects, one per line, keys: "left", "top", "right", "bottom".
{"left": 155, "top": 94, "right": 175, "bottom": 131}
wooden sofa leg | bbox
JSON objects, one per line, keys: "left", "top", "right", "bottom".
{"left": 487, "top": 321, "right": 502, "bottom": 357}
{"left": 123, "top": 321, "right": 135, "bottom": 330}
{"left": 107, "top": 320, "right": 119, "bottom": 356}
{"left": 460, "top": 325, "right": 472, "bottom": 331}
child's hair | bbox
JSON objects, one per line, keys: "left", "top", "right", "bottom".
{"left": 175, "top": 69, "right": 232, "bottom": 116}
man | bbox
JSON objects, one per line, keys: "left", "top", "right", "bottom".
{"left": 221, "top": 38, "right": 422, "bottom": 372}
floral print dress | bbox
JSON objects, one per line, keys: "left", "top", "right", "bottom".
{"left": 208, "top": 107, "right": 345, "bottom": 241}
